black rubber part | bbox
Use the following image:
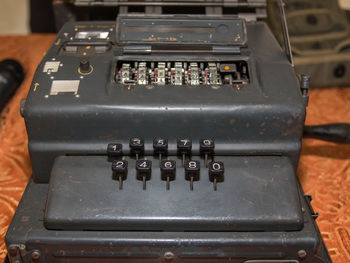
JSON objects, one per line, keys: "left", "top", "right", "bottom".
{"left": 304, "top": 123, "right": 350, "bottom": 143}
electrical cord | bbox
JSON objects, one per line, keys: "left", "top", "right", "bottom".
{"left": 304, "top": 123, "right": 350, "bottom": 144}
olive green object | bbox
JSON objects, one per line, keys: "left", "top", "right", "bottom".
{"left": 268, "top": 0, "right": 350, "bottom": 87}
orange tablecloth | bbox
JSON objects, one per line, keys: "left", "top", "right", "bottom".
{"left": 0, "top": 35, "right": 349, "bottom": 262}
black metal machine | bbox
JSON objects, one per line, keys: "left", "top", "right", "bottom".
{"left": 5, "top": 1, "right": 332, "bottom": 262}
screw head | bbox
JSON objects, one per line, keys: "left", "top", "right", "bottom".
{"left": 31, "top": 250, "right": 41, "bottom": 260}
{"left": 164, "top": 251, "right": 174, "bottom": 262}
{"left": 298, "top": 249, "right": 307, "bottom": 259}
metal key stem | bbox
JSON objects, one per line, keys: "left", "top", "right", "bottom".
{"left": 166, "top": 177, "right": 170, "bottom": 190}
{"left": 143, "top": 176, "right": 146, "bottom": 190}
{"left": 119, "top": 177, "right": 123, "bottom": 190}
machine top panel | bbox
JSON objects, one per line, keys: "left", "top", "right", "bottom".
{"left": 116, "top": 16, "right": 247, "bottom": 46}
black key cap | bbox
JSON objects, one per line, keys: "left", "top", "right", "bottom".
{"left": 208, "top": 161, "right": 224, "bottom": 191}
{"left": 199, "top": 139, "right": 215, "bottom": 167}
{"left": 184, "top": 160, "right": 200, "bottom": 191}
{"left": 153, "top": 138, "right": 168, "bottom": 166}
{"left": 112, "top": 160, "right": 128, "bottom": 189}
{"left": 177, "top": 139, "right": 192, "bottom": 166}
{"left": 160, "top": 160, "right": 176, "bottom": 190}
{"left": 107, "top": 143, "right": 123, "bottom": 158}
{"left": 136, "top": 159, "right": 152, "bottom": 190}
{"left": 130, "top": 138, "right": 144, "bottom": 160}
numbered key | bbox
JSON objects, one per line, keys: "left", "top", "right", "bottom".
{"left": 177, "top": 139, "right": 192, "bottom": 167}
{"left": 160, "top": 160, "right": 176, "bottom": 190}
{"left": 184, "top": 160, "right": 200, "bottom": 191}
{"left": 112, "top": 160, "right": 128, "bottom": 189}
{"left": 107, "top": 143, "right": 123, "bottom": 158}
{"left": 136, "top": 159, "right": 152, "bottom": 190}
{"left": 208, "top": 161, "right": 224, "bottom": 191}
{"left": 130, "top": 138, "right": 144, "bottom": 160}
{"left": 153, "top": 138, "right": 168, "bottom": 166}
{"left": 200, "top": 139, "right": 215, "bottom": 167}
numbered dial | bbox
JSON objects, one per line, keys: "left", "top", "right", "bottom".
{"left": 199, "top": 139, "right": 215, "bottom": 154}
{"left": 153, "top": 138, "right": 168, "bottom": 154}
{"left": 177, "top": 139, "right": 192, "bottom": 154}
{"left": 136, "top": 160, "right": 152, "bottom": 180}
{"left": 208, "top": 161, "right": 224, "bottom": 182}
{"left": 112, "top": 160, "right": 128, "bottom": 180}
{"left": 107, "top": 143, "right": 123, "bottom": 157}
{"left": 184, "top": 160, "right": 200, "bottom": 181}
{"left": 160, "top": 160, "right": 176, "bottom": 181}
{"left": 129, "top": 138, "right": 144, "bottom": 155}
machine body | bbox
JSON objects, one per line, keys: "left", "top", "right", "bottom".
{"left": 6, "top": 7, "right": 331, "bottom": 263}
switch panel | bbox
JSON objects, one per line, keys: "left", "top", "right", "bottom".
{"left": 115, "top": 61, "right": 249, "bottom": 86}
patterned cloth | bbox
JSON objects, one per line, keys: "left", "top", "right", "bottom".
{"left": 0, "top": 35, "right": 349, "bottom": 262}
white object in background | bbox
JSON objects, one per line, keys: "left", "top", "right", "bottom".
{"left": 0, "top": 0, "right": 29, "bottom": 35}
{"left": 339, "top": 0, "right": 350, "bottom": 10}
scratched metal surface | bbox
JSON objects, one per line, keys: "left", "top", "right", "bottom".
{"left": 0, "top": 34, "right": 349, "bottom": 262}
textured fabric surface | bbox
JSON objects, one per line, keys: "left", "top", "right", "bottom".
{"left": 0, "top": 35, "right": 349, "bottom": 262}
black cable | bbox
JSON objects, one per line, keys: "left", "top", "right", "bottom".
{"left": 304, "top": 123, "right": 350, "bottom": 144}
{"left": 0, "top": 59, "right": 24, "bottom": 112}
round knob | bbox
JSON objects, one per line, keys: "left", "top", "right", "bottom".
{"left": 79, "top": 59, "right": 90, "bottom": 73}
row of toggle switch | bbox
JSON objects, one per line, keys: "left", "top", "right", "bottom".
{"left": 116, "top": 61, "right": 250, "bottom": 86}
{"left": 111, "top": 159, "right": 224, "bottom": 191}
{"left": 107, "top": 138, "right": 215, "bottom": 167}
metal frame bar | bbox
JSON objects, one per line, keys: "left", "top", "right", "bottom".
{"left": 277, "top": 0, "right": 294, "bottom": 66}
{"left": 74, "top": 1, "right": 267, "bottom": 7}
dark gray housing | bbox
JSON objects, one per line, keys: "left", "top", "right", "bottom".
{"left": 6, "top": 14, "right": 331, "bottom": 263}
{"left": 24, "top": 19, "right": 304, "bottom": 183}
